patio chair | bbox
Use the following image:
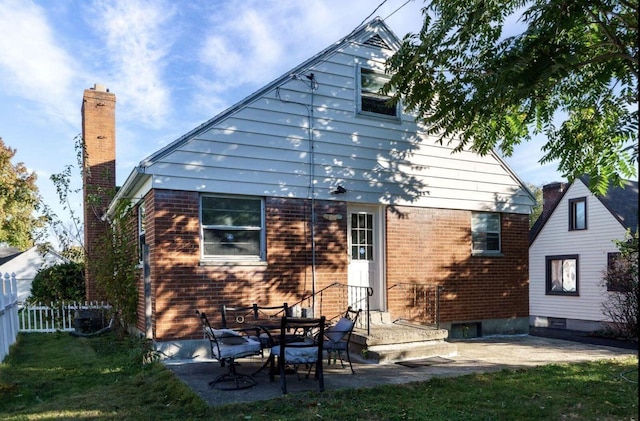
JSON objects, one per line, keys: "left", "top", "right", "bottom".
{"left": 196, "top": 310, "right": 262, "bottom": 390}
{"left": 269, "top": 315, "right": 326, "bottom": 394}
{"left": 323, "top": 306, "right": 361, "bottom": 374}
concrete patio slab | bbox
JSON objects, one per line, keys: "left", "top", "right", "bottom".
{"left": 164, "top": 335, "right": 637, "bottom": 407}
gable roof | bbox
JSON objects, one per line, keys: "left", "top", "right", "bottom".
{"left": 530, "top": 176, "right": 638, "bottom": 244}
{"left": 0, "top": 246, "right": 22, "bottom": 266}
{"left": 109, "top": 18, "right": 401, "bottom": 213}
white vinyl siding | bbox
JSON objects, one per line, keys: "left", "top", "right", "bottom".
{"left": 138, "top": 23, "right": 533, "bottom": 215}
{"left": 530, "top": 181, "right": 628, "bottom": 324}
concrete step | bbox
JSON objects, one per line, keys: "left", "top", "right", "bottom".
{"left": 349, "top": 320, "right": 457, "bottom": 363}
{"left": 367, "top": 310, "right": 392, "bottom": 325}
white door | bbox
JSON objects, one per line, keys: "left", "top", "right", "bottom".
{"left": 348, "top": 205, "right": 385, "bottom": 311}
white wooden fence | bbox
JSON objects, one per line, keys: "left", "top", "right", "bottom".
{"left": 1, "top": 272, "right": 19, "bottom": 362}
{"left": 19, "top": 301, "right": 112, "bottom": 333}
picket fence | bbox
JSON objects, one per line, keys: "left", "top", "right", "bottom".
{"left": 18, "top": 301, "right": 112, "bottom": 333}
{"left": 1, "top": 272, "right": 19, "bottom": 362}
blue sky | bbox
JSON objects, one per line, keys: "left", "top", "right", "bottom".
{"left": 0, "top": 0, "right": 561, "bottom": 245}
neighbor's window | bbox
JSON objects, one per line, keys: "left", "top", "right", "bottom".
{"left": 546, "top": 255, "right": 579, "bottom": 295}
{"left": 569, "top": 197, "right": 586, "bottom": 230}
{"left": 606, "top": 252, "right": 633, "bottom": 292}
{"left": 471, "top": 212, "right": 501, "bottom": 254}
{"left": 138, "top": 203, "right": 146, "bottom": 263}
{"left": 359, "top": 67, "right": 398, "bottom": 117}
{"left": 201, "top": 196, "right": 264, "bottom": 260}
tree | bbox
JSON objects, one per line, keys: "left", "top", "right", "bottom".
{"left": 385, "top": 0, "right": 638, "bottom": 195}
{"left": 0, "top": 137, "right": 45, "bottom": 249}
{"left": 42, "top": 134, "right": 85, "bottom": 262}
{"left": 527, "top": 184, "right": 543, "bottom": 227}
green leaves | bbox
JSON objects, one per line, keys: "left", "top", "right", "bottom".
{"left": 386, "top": 0, "right": 638, "bottom": 194}
{"left": 0, "top": 138, "right": 43, "bottom": 249}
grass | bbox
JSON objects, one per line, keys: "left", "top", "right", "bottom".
{"left": 0, "top": 332, "right": 637, "bottom": 420}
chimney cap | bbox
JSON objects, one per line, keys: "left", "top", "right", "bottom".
{"left": 91, "top": 83, "right": 108, "bottom": 92}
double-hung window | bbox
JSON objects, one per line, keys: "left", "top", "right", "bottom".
{"left": 569, "top": 197, "right": 586, "bottom": 230}
{"left": 606, "top": 252, "right": 633, "bottom": 292}
{"left": 546, "top": 255, "right": 579, "bottom": 295}
{"left": 358, "top": 67, "right": 398, "bottom": 118}
{"left": 138, "top": 203, "right": 146, "bottom": 263}
{"left": 471, "top": 212, "right": 501, "bottom": 254}
{"left": 201, "top": 196, "right": 264, "bottom": 261}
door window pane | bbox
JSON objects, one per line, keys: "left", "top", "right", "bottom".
{"left": 351, "top": 212, "right": 373, "bottom": 260}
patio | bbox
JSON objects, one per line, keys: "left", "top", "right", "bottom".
{"left": 164, "top": 334, "right": 637, "bottom": 407}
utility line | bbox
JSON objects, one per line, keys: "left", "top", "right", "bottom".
{"left": 384, "top": 0, "right": 414, "bottom": 21}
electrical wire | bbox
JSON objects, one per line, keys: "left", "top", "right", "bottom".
{"left": 354, "top": 0, "right": 390, "bottom": 30}
{"left": 384, "top": 0, "right": 414, "bottom": 21}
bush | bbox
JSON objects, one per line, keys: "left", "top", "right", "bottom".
{"left": 601, "top": 232, "right": 638, "bottom": 339}
{"left": 29, "top": 261, "right": 85, "bottom": 304}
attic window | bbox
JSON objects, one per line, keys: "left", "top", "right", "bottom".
{"left": 358, "top": 67, "right": 398, "bottom": 118}
{"left": 364, "top": 34, "right": 390, "bottom": 49}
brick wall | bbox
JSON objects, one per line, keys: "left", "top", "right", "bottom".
{"left": 386, "top": 206, "right": 529, "bottom": 324}
{"left": 81, "top": 85, "right": 116, "bottom": 301}
{"left": 143, "top": 191, "right": 347, "bottom": 341}
{"left": 140, "top": 189, "right": 528, "bottom": 341}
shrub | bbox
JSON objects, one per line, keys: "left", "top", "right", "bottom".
{"left": 601, "top": 232, "right": 638, "bottom": 339}
{"left": 29, "top": 261, "right": 85, "bottom": 304}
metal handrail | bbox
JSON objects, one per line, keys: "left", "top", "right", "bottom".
{"left": 288, "top": 282, "right": 374, "bottom": 335}
{"left": 388, "top": 283, "right": 443, "bottom": 328}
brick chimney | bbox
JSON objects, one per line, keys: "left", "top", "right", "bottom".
{"left": 81, "top": 84, "right": 116, "bottom": 301}
{"left": 541, "top": 182, "right": 567, "bottom": 217}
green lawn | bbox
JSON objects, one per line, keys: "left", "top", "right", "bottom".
{"left": 0, "top": 332, "right": 637, "bottom": 420}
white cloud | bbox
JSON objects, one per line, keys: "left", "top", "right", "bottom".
{"left": 89, "top": 0, "right": 176, "bottom": 127}
{"left": 0, "top": 0, "right": 78, "bottom": 125}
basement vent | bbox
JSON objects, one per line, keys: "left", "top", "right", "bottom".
{"left": 364, "top": 34, "right": 390, "bottom": 49}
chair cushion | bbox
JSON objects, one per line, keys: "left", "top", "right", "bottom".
{"left": 212, "top": 337, "right": 262, "bottom": 360}
{"left": 325, "top": 317, "right": 353, "bottom": 343}
{"left": 205, "top": 327, "right": 241, "bottom": 338}
{"left": 271, "top": 342, "right": 319, "bottom": 364}
{"left": 323, "top": 340, "right": 347, "bottom": 351}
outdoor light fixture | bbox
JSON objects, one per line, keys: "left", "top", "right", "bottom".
{"left": 331, "top": 185, "right": 347, "bottom": 195}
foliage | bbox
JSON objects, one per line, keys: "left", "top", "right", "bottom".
{"left": 528, "top": 183, "right": 543, "bottom": 227}
{"left": 28, "top": 261, "right": 85, "bottom": 304}
{"left": 385, "top": 0, "right": 638, "bottom": 195}
{"left": 601, "top": 231, "right": 638, "bottom": 339}
{"left": 0, "top": 137, "right": 45, "bottom": 249}
{"left": 1, "top": 333, "right": 637, "bottom": 420}
{"left": 90, "top": 198, "right": 139, "bottom": 331}
{"left": 42, "top": 134, "right": 85, "bottom": 262}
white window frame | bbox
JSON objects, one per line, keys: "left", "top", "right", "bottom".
{"left": 471, "top": 212, "right": 501, "bottom": 255}
{"left": 138, "top": 202, "right": 146, "bottom": 263}
{"left": 200, "top": 195, "right": 265, "bottom": 262}
{"left": 357, "top": 65, "right": 399, "bottom": 119}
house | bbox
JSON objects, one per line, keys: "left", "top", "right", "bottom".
{"left": 0, "top": 246, "right": 68, "bottom": 304}
{"left": 81, "top": 18, "right": 535, "bottom": 356}
{"left": 529, "top": 177, "right": 638, "bottom": 332}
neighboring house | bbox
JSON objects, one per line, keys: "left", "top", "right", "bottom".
{"left": 81, "top": 18, "right": 535, "bottom": 353}
{"left": 529, "top": 177, "right": 638, "bottom": 332}
{"left": 0, "top": 246, "right": 68, "bottom": 304}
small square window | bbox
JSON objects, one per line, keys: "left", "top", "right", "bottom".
{"left": 471, "top": 212, "right": 501, "bottom": 254}
{"left": 358, "top": 67, "right": 398, "bottom": 117}
{"left": 201, "top": 196, "right": 264, "bottom": 260}
{"left": 569, "top": 197, "right": 586, "bottom": 230}
{"left": 546, "top": 255, "right": 579, "bottom": 295}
